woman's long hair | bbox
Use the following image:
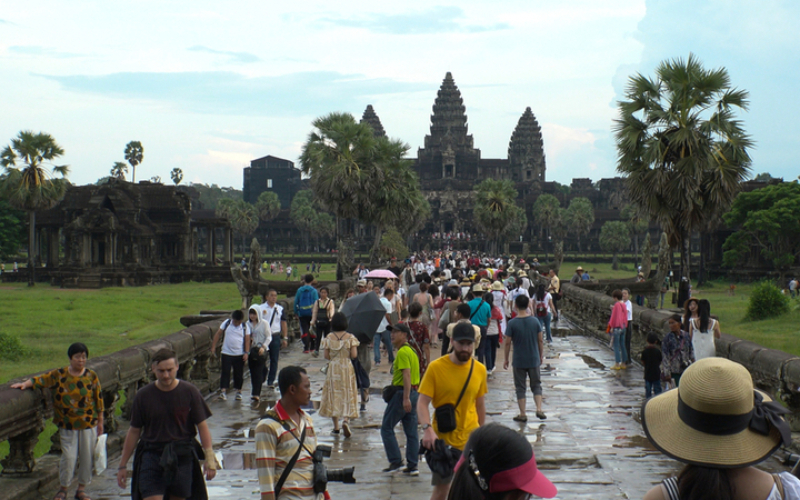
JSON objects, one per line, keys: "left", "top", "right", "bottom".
{"left": 536, "top": 284, "right": 546, "bottom": 301}
{"left": 697, "top": 299, "right": 711, "bottom": 332}
{"left": 678, "top": 465, "right": 735, "bottom": 500}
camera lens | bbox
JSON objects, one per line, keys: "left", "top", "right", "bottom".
{"left": 326, "top": 467, "right": 356, "bottom": 484}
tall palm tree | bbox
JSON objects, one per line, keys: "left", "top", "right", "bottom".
{"left": 615, "top": 54, "right": 752, "bottom": 281}
{"left": 299, "top": 112, "right": 380, "bottom": 279}
{"left": 533, "top": 194, "right": 561, "bottom": 260}
{"left": 110, "top": 161, "right": 128, "bottom": 180}
{"left": 124, "top": 141, "right": 144, "bottom": 183}
{"left": 1, "top": 131, "right": 69, "bottom": 286}
{"left": 564, "top": 197, "right": 595, "bottom": 252}
{"left": 473, "top": 179, "right": 524, "bottom": 255}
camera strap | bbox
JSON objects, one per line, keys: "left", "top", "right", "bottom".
{"left": 268, "top": 416, "right": 308, "bottom": 497}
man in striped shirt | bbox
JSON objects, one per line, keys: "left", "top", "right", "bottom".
{"left": 255, "top": 366, "right": 328, "bottom": 500}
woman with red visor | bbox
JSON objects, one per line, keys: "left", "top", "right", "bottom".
{"left": 448, "top": 423, "right": 557, "bottom": 500}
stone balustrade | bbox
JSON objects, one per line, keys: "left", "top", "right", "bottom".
{"left": 0, "top": 297, "right": 297, "bottom": 476}
{"left": 560, "top": 283, "right": 800, "bottom": 431}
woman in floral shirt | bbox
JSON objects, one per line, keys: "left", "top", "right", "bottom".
{"left": 406, "top": 302, "right": 431, "bottom": 376}
{"left": 660, "top": 314, "right": 693, "bottom": 388}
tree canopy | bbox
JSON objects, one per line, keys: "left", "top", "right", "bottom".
{"left": 124, "top": 141, "right": 144, "bottom": 183}
{"left": 110, "top": 161, "right": 128, "bottom": 180}
{"left": 170, "top": 168, "right": 183, "bottom": 185}
{"left": 614, "top": 53, "right": 752, "bottom": 280}
{"left": 599, "top": 221, "right": 631, "bottom": 270}
{"left": 564, "top": 197, "right": 594, "bottom": 251}
{"left": 473, "top": 179, "right": 526, "bottom": 254}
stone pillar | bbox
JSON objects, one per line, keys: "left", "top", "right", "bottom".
{"left": 105, "top": 233, "right": 113, "bottom": 266}
{"left": 223, "top": 228, "right": 232, "bottom": 264}
{"left": 210, "top": 227, "right": 217, "bottom": 265}
{"left": 0, "top": 423, "right": 44, "bottom": 474}
{"left": 192, "top": 229, "right": 198, "bottom": 264}
{"left": 48, "top": 228, "right": 60, "bottom": 268}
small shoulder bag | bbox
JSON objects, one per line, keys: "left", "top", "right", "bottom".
{"left": 434, "top": 359, "right": 474, "bottom": 433}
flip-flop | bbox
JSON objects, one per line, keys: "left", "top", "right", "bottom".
{"left": 512, "top": 415, "right": 528, "bottom": 422}
{"left": 74, "top": 491, "right": 92, "bottom": 500}
{"left": 53, "top": 490, "right": 68, "bottom": 500}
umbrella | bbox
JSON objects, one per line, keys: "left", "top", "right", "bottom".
{"left": 339, "top": 292, "right": 387, "bottom": 343}
{"left": 363, "top": 269, "right": 398, "bottom": 279}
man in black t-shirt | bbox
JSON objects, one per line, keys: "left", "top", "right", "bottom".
{"left": 117, "top": 348, "right": 217, "bottom": 500}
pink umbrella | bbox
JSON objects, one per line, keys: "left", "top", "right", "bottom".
{"left": 363, "top": 269, "right": 398, "bottom": 279}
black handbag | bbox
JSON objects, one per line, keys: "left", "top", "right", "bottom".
{"left": 434, "top": 360, "right": 474, "bottom": 433}
{"left": 382, "top": 384, "right": 403, "bottom": 403}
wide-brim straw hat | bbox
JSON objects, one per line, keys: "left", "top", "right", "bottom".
{"left": 491, "top": 281, "right": 504, "bottom": 291}
{"left": 641, "top": 357, "right": 790, "bottom": 468}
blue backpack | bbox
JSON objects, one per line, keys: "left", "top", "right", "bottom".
{"left": 296, "top": 287, "right": 317, "bottom": 317}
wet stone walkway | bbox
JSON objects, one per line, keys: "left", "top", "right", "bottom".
{"left": 73, "top": 322, "right": 785, "bottom": 500}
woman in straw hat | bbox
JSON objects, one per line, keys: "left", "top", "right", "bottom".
{"left": 448, "top": 423, "right": 557, "bottom": 500}
{"left": 642, "top": 357, "right": 799, "bottom": 500}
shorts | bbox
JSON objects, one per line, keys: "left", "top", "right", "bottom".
{"left": 138, "top": 450, "right": 193, "bottom": 499}
{"left": 513, "top": 366, "right": 543, "bottom": 400}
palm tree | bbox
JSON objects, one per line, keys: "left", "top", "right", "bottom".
{"left": 110, "top": 161, "right": 128, "bottom": 180}
{"left": 170, "top": 168, "right": 183, "bottom": 185}
{"left": 1, "top": 131, "right": 69, "bottom": 286}
{"left": 564, "top": 197, "right": 594, "bottom": 253}
{"left": 473, "top": 179, "right": 525, "bottom": 255}
{"left": 299, "top": 112, "right": 380, "bottom": 279}
{"left": 255, "top": 191, "right": 281, "bottom": 222}
{"left": 621, "top": 204, "right": 649, "bottom": 268}
{"left": 533, "top": 194, "right": 561, "bottom": 260}
{"left": 615, "top": 54, "right": 752, "bottom": 281}
{"left": 124, "top": 141, "right": 144, "bottom": 183}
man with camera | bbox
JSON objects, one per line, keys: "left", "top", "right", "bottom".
{"left": 417, "top": 322, "right": 487, "bottom": 500}
{"left": 256, "top": 366, "right": 355, "bottom": 500}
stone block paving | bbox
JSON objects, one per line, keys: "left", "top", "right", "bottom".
{"left": 71, "top": 322, "right": 788, "bottom": 500}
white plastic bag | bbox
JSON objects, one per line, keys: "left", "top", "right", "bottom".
{"left": 94, "top": 433, "right": 108, "bottom": 475}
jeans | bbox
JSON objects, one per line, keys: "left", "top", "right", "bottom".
{"left": 380, "top": 389, "right": 419, "bottom": 468}
{"left": 299, "top": 316, "right": 313, "bottom": 351}
{"left": 538, "top": 313, "right": 552, "bottom": 342}
{"left": 220, "top": 353, "right": 244, "bottom": 390}
{"left": 480, "top": 335, "right": 500, "bottom": 371}
{"left": 314, "top": 322, "right": 331, "bottom": 352}
{"left": 374, "top": 329, "right": 393, "bottom": 364}
{"left": 249, "top": 353, "right": 266, "bottom": 396}
{"left": 267, "top": 335, "right": 282, "bottom": 386}
{"left": 645, "top": 380, "right": 663, "bottom": 398}
{"left": 611, "top": 328, "right": 627, "bottom": 364}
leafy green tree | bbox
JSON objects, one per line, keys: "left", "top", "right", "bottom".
{"left": 190, "top": 183, "right": 242, "bottom": 210}
{"left": 563, "top": 197, "right": 594, "bottom": 252}
{"left": 1, "top": 131, "right": 69, "bottom": 286}
{"left": 473, "top": 179, "right": 526, "bottom": 255}
{"left": 216, "top": 198, "right": 258, "bottom": 258}
{"left": 290, "top": 190, "right": 317, "bottom": 252}
{"left": 110, "top": 161, "right": 128, "bottom": 180}
{"left": 124, "top": 141, "right": 144, "bottom": 183}
{"left": 614, "top": 54, "right": 752, "bottom": 281}
{"left": 599, "top": 221, "right": 631, "bottom": 270}
{"left": 170, "top": 168, "right": 183, "bottom": 185}
{"left": 723, "top": 182, "right": 800, "bottom": 285}
{"left": 533, "top": 194, "right": 561, "bottom": 260}
{"left": 621, "top": 204, "right": 649, "bottom": 267}
{"left": 0, "top": 198, "right": 25, "bottom": 261}
{"left": 256, "top": 191, "right": 281, "bottom": 222}
{"left": 379, "top": 227, "right": 410, "bottom": 262}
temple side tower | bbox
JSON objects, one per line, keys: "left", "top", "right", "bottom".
{"left": 360, "top": 104, "right": 386, "bottom": 138}
{"left": 508, "top": 107, "right": 546, "bottom": 182}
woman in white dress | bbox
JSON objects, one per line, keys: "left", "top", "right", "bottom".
{"left": 319, "top": 312, "right": 359, "bottom": 437}
{"left": 689, "top": 299, "right": 721, "bottom": 361}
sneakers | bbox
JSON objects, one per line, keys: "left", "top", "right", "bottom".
{"left": 303, "top": 350, "right": 310, "bottom": 354}
{"left": 382, "top": 463, "right": 403, "bottom": 473}
{"left": 235, "top": 392, "right": 243, "bottom": 401}
{"left": 219, "top": 391, "right": 227, "bottom": 401}
{"left": 312, "top": 350, "right": 319, "bottom": 358}
{"left": 402, "top": 467, "right": 419, "bottom": 476}
{"left": 359, "top": 403, "right": 367, "bottom": 412}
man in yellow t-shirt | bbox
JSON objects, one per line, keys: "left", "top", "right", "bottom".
{"left": 417, "top": 323, "right": 487, "bottom": 500}
{"left": 380, "top": 324, "right": 421, "bottom": 475}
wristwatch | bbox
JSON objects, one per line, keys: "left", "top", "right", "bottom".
{"left": 421, "top": 423, "right": 432, "bottom": 431}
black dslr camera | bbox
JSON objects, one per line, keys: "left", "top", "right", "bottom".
{"left": 312, "top": 444, "right": 356, "bottom": 493}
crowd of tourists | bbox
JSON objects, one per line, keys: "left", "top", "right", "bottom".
{"left": 12, "top": 250, "right": 799, "bottom": 500}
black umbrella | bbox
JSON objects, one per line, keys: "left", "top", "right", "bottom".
{"left": 340, "top": 292, "right": 387, "bottom": 343}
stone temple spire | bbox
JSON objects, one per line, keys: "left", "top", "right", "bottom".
{"left": 360, "top": 104, "right": 386, "bottom": 138}
{"left": 424, "top": 72, "right": 474, "bottom": 151}
{"left": 508, "top": 107, "right": 546, "bottom": 181}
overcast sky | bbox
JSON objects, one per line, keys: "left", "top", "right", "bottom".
{"left": 1, "top": 1, "right": 798, "bottom": 188}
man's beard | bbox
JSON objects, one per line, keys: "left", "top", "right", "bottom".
{"left": 455, "top": 350, "right": 472, "bottom": 362}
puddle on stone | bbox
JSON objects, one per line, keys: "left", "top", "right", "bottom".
{"left": 578, "top": 354, "right": 606, "bottom": 369}
{"left": 574, "top": 401, "right": 606, "bottom": 409}
{"left": 612, "top": 435, "right": 657, "bottom": 450}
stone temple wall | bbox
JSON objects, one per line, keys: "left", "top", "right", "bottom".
{"left": 559, "top": 283, "right": 800, "bottom": 431}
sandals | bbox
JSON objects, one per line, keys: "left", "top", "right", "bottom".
{"left": 536, "top": 411, "right": 547, "bottom": 420}
{"left": 74, "top": 491, "right": 91, "bottom": 500}
{"left": 53, "top": 490, "right": 67, "bottom": 500}
{"left": 513, "top": 415, "right": 528, "bottom": 422}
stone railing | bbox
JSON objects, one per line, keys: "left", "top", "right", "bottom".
{"left": 559, "top": 283, "right": 800, "bottom": 432}
{"left": 0, "top": 298, "right": 298, "bottom": 476}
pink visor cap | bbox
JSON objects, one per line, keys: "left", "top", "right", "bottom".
{"left": 455, "top": 450, "right": 557, "bottom": 498}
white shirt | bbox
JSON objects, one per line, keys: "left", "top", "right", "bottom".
{"left": 378, "top": 297, "right": 393, "bottom": 331}
{"left": 258, "top": 302, "right": 285, "bottom": 334}
{"left": 221, "top": 320, "right": 250, "bottom": 356}
{"left": 624, "top": 299, "right": 633, "bottom": 321}
{"left": 534, "top": 292, "right": 553, "bottom": 315}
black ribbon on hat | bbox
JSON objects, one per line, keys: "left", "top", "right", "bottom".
{"left": 677, "top": 391, "right": 791, "bottom": 446}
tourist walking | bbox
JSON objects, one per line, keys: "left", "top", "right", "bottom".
{"left": 11, "top": 343, "right": 104, "bottom": 500}
{"left": 689, "top": 299, "right": 721, "bottom": 361}
{"left": 447, "top": 423, "right": 557, "bottom": 500}
{"left": 374, "top": 288, "right": 395, "bottom": 366}
{"left": 642, "top": 357, "right": 798, "bottom": 500}
{"left": 247, "top": 305, "right": 270, "bottom": 403}
{"left": 547, "top": 269, "right": 561, "bottom": 319}
{"left": 294, "top": 274, "right": 319, "bottom": 353}
{"left": 258, "top": 289, "right": 289, "bottom": 391}
{"left": 482, "top": 293, "right": 503, "bottom": 375}
{"left": 445, "top": 303, "right": 482, "bottom": 357}
{"left": 414, "top": 281, "right": 435, "bottom": 330}
{"left": 467, "top": 283, "right": 492, "bottom": 365}
{"left": 319, "top": 313, "right": 359, "bottom": 437}
{"left": 311, "top": 286, "right": 335, "bottom": 356}
{"left": 407, "top": 302, "right": 432, "bottom": 377}
{"left": 211, "top": 309, "right": 251, "bottom": 400}
{"left": 532, "top": 284, "right": 555, "bottom": 343}
{"left": 622, "top": 288, "right": 633, "bottom": 366}
{"left": 661, "top": 314, "right": 693, "bottom": 388}
{"left": 117, "top": 349, "right": 217, "bottom": 500}
{"left": 418, "top": 322, "right": 487, "bottom": 500}
{"left": 641, "top": 333, "right": 663, "bottom": 398}
{"left": 380, "top": 323, "right": 421, "bottom": 475}
{"left": 255, "top": 366, "right": 328, "bottom": 500}
{"left": 437, "top": 285, "right": 462, "bottom": 356}
{"left": 508, "top": 277, "right": 531, "bottom": 318}
{"left": 607, "top": 289, "right": 628, "bottom": 370}
{"left": 504, "top": 295, "right": 546, "bottom": 421}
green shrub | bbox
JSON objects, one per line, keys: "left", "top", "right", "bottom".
{"left": 0, "top": 332, "right": 30, "bottom": 361}
{"left": 745, "top": 281, "right": 791, "bottom": 321}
